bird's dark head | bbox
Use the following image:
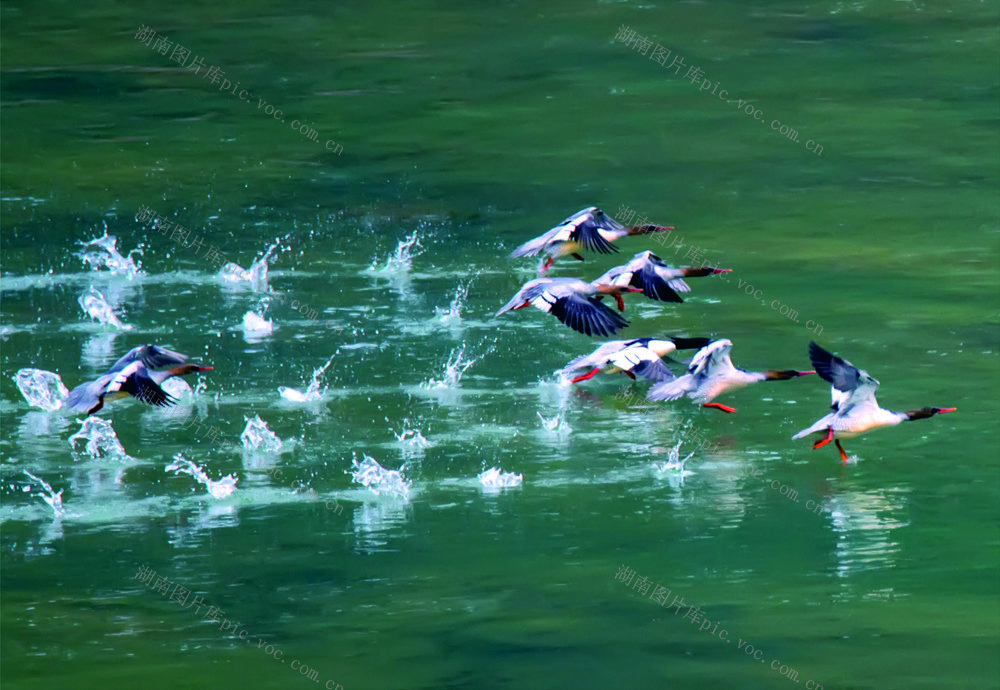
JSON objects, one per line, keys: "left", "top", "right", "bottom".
{"left": 167, "top": 363, "right": 213, "bottom": 377}
{"left": 765, "top": 369, "right": 816, "bottom": 381}
{"left": 906, "top": 406, "right": 957, "bottom": 421}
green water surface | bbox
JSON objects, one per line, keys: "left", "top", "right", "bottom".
{"left": 2, "top": 1, "right": 999, "bottom": 689}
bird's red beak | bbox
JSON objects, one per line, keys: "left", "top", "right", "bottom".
{"left": 798, "top": 370, "right": 816, "bottom": 376}
{"left": 938, "top": 407, "right": 957, "bottom": 413}
{"left": 712, "top": 268, "right": 733, "bottom": 274}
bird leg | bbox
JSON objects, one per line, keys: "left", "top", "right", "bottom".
{"left": 813, "top": 428, "right": 834, "bottom": 449}
{"left": 835, "top": 439, "right": 849, "bottom": 464}
{"left": 570, "top": 368, "right": 601, "bottom": 384}
{"left": 623, "top": 370, "right": 636, "bottom": 380}
{"left": 702, "top": 402, "right": 736, "bottom": 413}
{"left": 539, "top": 257, "right": 554, "bottom": 274}
{"left": 614, "top": 294, "right": 625, "bottom": 312}
{"left": 570, "top": 253, "right": 585, "bottom": 261}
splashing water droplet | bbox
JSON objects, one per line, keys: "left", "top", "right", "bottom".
{"left": 279, "top": 354, "right": 335, "bottom": 402}
{"left": 78, "top": 233, "right": 143, "bottom": 278}
{"left": 69, "top": 417, "right": 134, "bottom": 462}
{"left": 242, "top": 311, "right": 273, "bottom": 336}
{"left": 240, "top": 416, "right": 284, "bottom": 453}
{"left": 478, "top": 467, "right": 523, "bottom": 490}
{"left": 537, "top": 411, "right": 566, "bottom": 432}
{"left": 78, "top": 286, "right": 131, "bottom": 330}
{"left": 435, "top": 279, "right": 474, "bottom": 325}
{"left": 423, "top": 344, "right": 493, "bottom": 389}
{"left": 351, "top": 454, "right": 411, "bottom": 498}
{"left": 369, "top": 231, "right": 424, "bottom": 274}
{"left": 653, "top": 441, "right": 696, "bottom": 477}
{"left": 14, "top": 369, "right": 68, "bottom": 411}
{"left": 22, "top": 470, "right": 66, "bottom": 518}
{"left": 165, "top": 453, "right": 239, "bottom": 499}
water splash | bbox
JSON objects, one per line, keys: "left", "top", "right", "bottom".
{"left": 394, "top": 427, "right": 430, "bottom": 450}
{"left": 220, "top": 262, "right": 249, "bottom": 284}
{"left": 435, "top": 280, "right": 471, "bottom": 325}
{"left": 165, "top": 453, "right": 239, "bottom": 499}
{"left": 69, "top": 417, "right": 134, "bottom": 462}
{"left": 242, "top": 311, "right": 274, "bottom": 337}
{"left": 653, "top": 441, "right": 696, "bottom": 481}
{"left": 279, "top": 353, "right": 335, "bottom": 402}
{"left": 369, "top": 231, "right": 423, "bottom": 274}
{"left": 14, "top": 368, "right": 68, "bottom": 411}
{"left": 78, "top": 286, "right": 131, "bottom": 329}
{"left": 240, "top": 416, "right": 284, "bottom": 453}
{"left": 422, "top": 344, "right": 491, "bottom": 389}
{"left": 394, "top": 422, "right": 431, "bottom": 460}
{"left": 250, "top": 236, "right": 292, "bottom": 292}
{"left": 22, "top": 470, "right": 66, "bottom": 518}
{"left": 537, "top": 411, "right": 570, "bottom": 434}
{"left": 161, "top": 376, "right": 193, "bottom": 401}
{"left": 478, "top": 467, "right": 523, "bottom": 490}
{"left": 351, "top": 454, "right": 411, "bottom": 498}
{"left": 78, "top": 232, "right": 143, "bottom": 278}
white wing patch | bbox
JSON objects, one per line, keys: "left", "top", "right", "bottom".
{"left": 107, "top": 361, "right": 141, "bottom": 392}
{"left": 612, "top": 271, "right": 634, "bottom": 288}
{"left": 531, "top": 291, "right": 557, "bottom": 313}
{"left": 551, "top": 225, "right": 575, "bottom": 243}
{"left": 609, "top": 346, "right": 657, "bottom": 372}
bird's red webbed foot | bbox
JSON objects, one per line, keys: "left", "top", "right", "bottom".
{"left": 571, "top": 368, "right": 600, "bottom": 384}
{"left": 835, "top": 439, "right": 849, "bottom": 464}
{"left": 813, "top": 428, "right": 834, "bottom": 450}
{"left": 703, "top": 402, "right": 736, "bottom": 413}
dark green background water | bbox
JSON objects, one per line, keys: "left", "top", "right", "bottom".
{"left": 2, "top": 0, "right": 999, "bottom": 688}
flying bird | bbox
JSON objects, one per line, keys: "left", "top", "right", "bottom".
{"left": 647, "top": 339, "right": 814, "bottom": 413}
{"left": 510, "top": 207, "right": 673, "bottom": 274}
{"left": 496, "top": 278, "right": 640, "bottom": 337}
{"left": 559, "top": 336, "right": 711, "bottom": 384}
{"left": 792, "top": 342, "right": 956, "bottom": 463}
{"left": 66, "top": 344, "right": 212, "bottom": 415}
{"left": 591, "top": 251, "right": 731, "bottom": 303}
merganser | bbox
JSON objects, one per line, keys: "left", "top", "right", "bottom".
{"left": 792, "top": 342, "right": 956, "bottom": 463}
{"left": 559, "top": 336, "right": 711, "bottom": 384}
{"left": 592, "top": 251, "right": 731, "bottom": 303}
{"left": 496, "top": 278, "right": 639, "bottom": 337}
{"left": 510, "top": 207, "right": 673, "bottom": 274}
{"left": 66, "top": 344, "right": 212, "bottom": 415}
{"left": 647, "top": 339, "right": 814, "bottom": 413}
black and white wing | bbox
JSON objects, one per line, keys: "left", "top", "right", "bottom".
{"left": 108, "top": 362, "right": 177, "bottom": 408}
{"left": 510, "top": 226, "right": 564, "bottom": 258}
{"left": 109, "top": 344, "right": 189, "bottom": 373}
{"left": 559, "top": 340, "right": 630, "bottom": 375}
{"left": 808, "top": 341, "right": 880, "bottom": 411}
{"left": 608, "top": 344, "right": 676, "bottom": 382}
{"left": 548, "top": 292, "right": 629, "bottom": 337}
{"left": 555, "top": 207, "right": 621, "bottom": 255}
